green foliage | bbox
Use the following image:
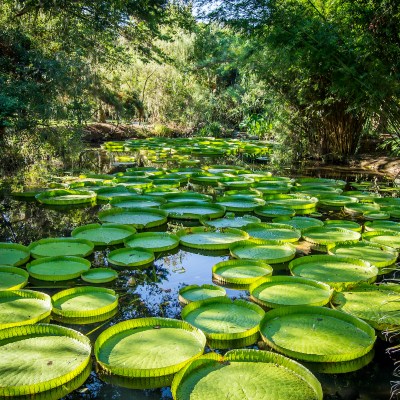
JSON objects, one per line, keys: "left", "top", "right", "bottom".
{"left": 197, "top": 122, "right": 224, "bottom": 137}
{"left": 240, "top": 114, "right": 272, "bottom": 139}
{"left": 204, "top": 0, "right": 400, "bottom": 161}
{"left": 153, "top": 123, "right": 174, "bottom": 137}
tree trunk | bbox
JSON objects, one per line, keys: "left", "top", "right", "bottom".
{"left": 98, "top": 105, "right": 106, "bottom": 123}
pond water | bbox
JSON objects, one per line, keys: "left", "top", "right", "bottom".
{"left": 0, "top": 165, "right": 399, "bottom": 400}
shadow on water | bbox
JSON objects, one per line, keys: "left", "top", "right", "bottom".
{"left": 0, "top": 167, "right": 399, "bottom": 400}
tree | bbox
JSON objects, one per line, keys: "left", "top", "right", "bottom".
{"left": 0, "top": 0, "right": 175, "bottom": 133}
{"left": 202, "top": 0, "right": 400, "bottom": 160}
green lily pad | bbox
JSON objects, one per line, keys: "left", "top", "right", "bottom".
{"left": 172, "top": 349, "right": 323, "bottom": 400}
{"left": 332, "top": 284, "right": 400, "bottom": 330}
{"left": 71, "top": 223, "right": 137, "bottom": 246}
{"left": 179, "top": 284, "right": 226, "bottom": 305}
{"left": 0, "top": 265, "right": 29, "bottom": 289}
{"left": 272, "top": 216, "right": 324, "bottom": 231}
{"left": 98, "top": 208, "right": 168, "bottom": 229}
{"left": 191, "top": 173, "right": 225, "bottom": 187}
{"left": 267, "top": 194, "right": 318, "bottom": 210}
{"left": 177, "top": 227, "right": 248, "bottom": 250}
{"left": 124, "top": 232, "right": 180, "bottom": 252}
{"left": 260, "top": 306, "right": 376, "bottom": 362}
{"left": 249, "top": 276, "right": 333, "bottom": 308}
{"left": 161, "top": 202, "right": 226, "bottom": 220}
{"left": 107, "top": 247, "right": 155, "bottom": 268}
{"left": 363, "top": 210, "right": 391, "bottom": 220}
{"left": 0, "top": 324, "right": 91, "bottom": 397}
{"left": 243, "top": 223, "right": 301, "bottom": 243}
{"left": 254, "top": 183, "right": 292, "bottom": 195}
{"left": 216, "top": 195, "right": 265, "bottom": 211}
{"left": 0, "top": 242, "right": 30, "bottom": 266}
{"left": 364, "top": 220, "right": 400, "bottom": 233}
{"left": 289, "top": 255, "right": 378, "bottom": 290}
{"left": 26, "top": 256, "right": 91, "bottom": 281}
{"left": 96, "top": 186, "right": 131, "bottom": 201}
{"left": 343, "top": 202, "right": 380, "bottom": 215}
{"left": 81, "top": 268, "right": 118, "bottom": 283}
{"left": 329, "top": 242, "right": 398, "bottom": 269}
{"left": 302, "top": 226, "right": 361, "bottom": 247}
{"left": 181, "top": 297, "right": 264, "bottom": 349}
{"left": 52, "top": 286, "right": 118, "bottom": 320}
{"left": 29, "top": 237, "right": 94, "bottom": 258}
{"left": 318, "top": 195, "right": 358, "bottom": 208}
{"left": 35, "top": 189, "right": 96, "bottom": 205}
{"left": 164, "top": 192, "right": 212, "bottom": 203}
{"left": 254, "top": 205, "right": 296, "bottom": 219}
{"left": 212, "top": 259, "right": 273, "bottom": 286}
{"left": 324, "top": 220, "right": 362, "bottom": 232}
{"left": 201, "top": 214, "right": 261, "bottom": 229}
{"left": 230, "top": 240, "right": 296, "bottom": 264}
{"left": 362, "top": 230, "right": 400, "bottom": 250}
{"left": 95, "top": 317, "right": 206, "bottom": 385}
{"left": 0, "top": 289, "right": 52, "bottom": 329}
{"left": 110, "top": 195, "right": 165, "bottom": 208}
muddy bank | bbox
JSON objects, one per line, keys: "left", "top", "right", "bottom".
{"left": 82, "top": 122, "right": 152, "bottom": 143}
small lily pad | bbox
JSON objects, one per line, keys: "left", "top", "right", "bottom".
{"left": 107, "top": 247, "right": 155, "bottom": 268}
{"left": 179, "top": 284, "right": 226, "bottom": 304}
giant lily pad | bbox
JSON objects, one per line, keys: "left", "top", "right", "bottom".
{"left": 35, "top": 189, "right": 96, "bottom": 205}
{"left": 110, "top": 195, "right": 165, "bottom": 208}
{"left": 98, "top": 208, "right": 168, "bottom": 229}
{"left": 324, "top": 220, "right": 362, "bottom": 232}
{"left": 26, "top": 256, "right": 91, "bottom": 281}
{"left": 329, "top": 242, "right": 398, "bottom": 270}
{"left": 0, "top": 324, "right": 91, "bottom": 397}
{"left": 95, "top": 317, "right": 206, "bottom": 386}
{"left": 171, "top": 349, "right": 323, "bottom": 400}
{"left": 230, "top": 240, "right": 296, "bottom": 264}
{"left": 181, "top": 297, "right": 264, "bottom": 349}
{"left": 179, "top": 284, "right": 226, "bottom": 305}
{"left": 107, "top": 247, "right": 155, "bottom": 268}
{"left": 164, "top": 192, "right": 212, "bottom": 203}
{"left": 125, "top": 232, "right": 180, "bottom": 252}
{"left": 272, "top": 216, "right": 324, "bottom": 232}
{"left": 0, "top": 265, "right": 29, "bottom": 289}
{"left": 81, "top": 268, "right": 118, "bottom": 283}
{"left": 318, "top": 195, "right": 358, "bottom": 208}
{"left": 260, "top": 306, "right": 376, "bottom": 362}
{"left": 0, "top": 289, "right": 52, "bottom": 329}
{"left": 212, "top": 259, "right": 273, "bottom": 286}
{"left": 250, "top": 276, "right": 333, "bottom": 308}
{"left": 216, "top": 195, "right": 265, "bottom": 211}
{"left": 29, "top": 237, "right": 94, "bottom": 258}
{"left": 362, "top": 230, "right": 400, "bottom": 250}
{"left": 177, "top": 227, "right": 248, "bottom": 250}
{"left": 254, "top": 205, "right": 296, "bottom": 219}
{"left": 289, "top": 255, "right": 378, "bottom": 290}
{"left": 71, "top": 223, "right": 136, "bottom": 246}
{"left": 161, "top": 202, "right": 226, "bottom": 220}
{"left": 302, "top": 226, "right": 361, "bottom": 248}
{"left": 0, "top": 242, "right": 30, "bottom": 266}
{"left": 52, "top": 286, "right": 118, "bottom": 321}
{"left": 201, "top": 214, "right": 261, "bottom": 229}
{"left": 364, "top": 220, "right": 400, "bottom": 233}
{"left": 267, "top": 194, "right": 318, "bottom": 210}
{"left": 243, "top": 223, "right": 301, "bottom": 243}
{"left": 332, "top": 284, "right": 400, "bottom": 330}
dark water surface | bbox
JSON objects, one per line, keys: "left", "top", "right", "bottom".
{"left": 0, "top": 178, "right": 399, "bottom": 400}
